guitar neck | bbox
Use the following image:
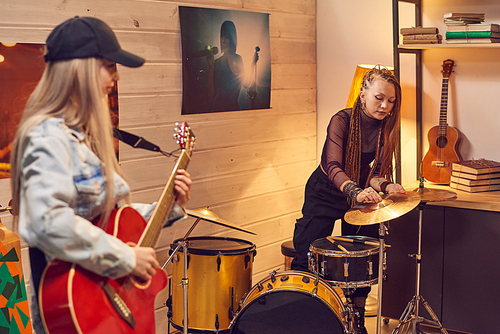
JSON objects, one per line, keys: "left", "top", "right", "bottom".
{"left": 138, "top": 150, "right": 191, "bottom": 248}
{"left": 439, "top": 77, "right": 449, "bottom": 135}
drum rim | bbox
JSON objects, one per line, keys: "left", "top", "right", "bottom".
{"left": 170, "top": 236, "right": 256, "bottom": 255}
{"left": 309, "top": 245, "right": 380, "bottom": 257}
{"left": 242, "top": 270, "right": 342, "bottom": 309}
{"left": 324, "top": 277, "right": 379, "bottom": 288}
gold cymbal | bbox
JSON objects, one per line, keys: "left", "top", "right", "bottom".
{"left": 344, "top": 192, "right": 420, "bottom": 226}
{"left": 407, "top": 187, "right": 457, "bottom": 203}
{"left": 185, "top": 208, "right": 256, "bottom": 235}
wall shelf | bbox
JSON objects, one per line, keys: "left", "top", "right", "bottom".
{"left": 399, "top": 43, "right": 500, "bottom": 49}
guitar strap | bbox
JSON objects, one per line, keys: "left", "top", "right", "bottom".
{"left": 113, "top": 128, "right": 161, "bottom": 152}
{"left": 29, "top": 247, "right": 47, "bottom": 300}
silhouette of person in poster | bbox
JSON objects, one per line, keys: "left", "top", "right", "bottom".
{"left": 206, "top": 21, "right": 258, "bottom": 112}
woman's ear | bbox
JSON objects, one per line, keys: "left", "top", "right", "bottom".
{"left": 359, "top": 89, "right": 365, "bottom": 103}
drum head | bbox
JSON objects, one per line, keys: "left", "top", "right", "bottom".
{"left": 230, "top": 290, "right": 345, "bottom": 334}
{"left": 311, "top": 235, "right": 378, "bottom": 254}
{"left": 170, "top": 236, "right": 255, "bottom": 255}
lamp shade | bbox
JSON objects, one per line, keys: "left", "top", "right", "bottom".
{"left": 346, "top": 64, "right": 394, "bottom": 108}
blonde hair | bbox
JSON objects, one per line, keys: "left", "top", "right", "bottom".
{"left": 10, "top": 57, "right": 126, "bottom": 228}
{"left": 345, "top": 66, "right": 402, "bottom": 187}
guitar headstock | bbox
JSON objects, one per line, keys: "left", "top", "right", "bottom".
{"left": 441, "top": 59, "right": 455, "bottom": 78}
{"left": 174, "top": 122, "right": 195, "bottom": 157}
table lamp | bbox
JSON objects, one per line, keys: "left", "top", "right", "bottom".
{"left": 346, "top": 64, "right": 394, "bottom": 108}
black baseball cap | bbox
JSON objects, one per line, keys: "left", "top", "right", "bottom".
{"left": 44, "top": 16, "right": 145, "bottom": 67}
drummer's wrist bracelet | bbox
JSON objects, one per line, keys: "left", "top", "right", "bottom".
{"left": 342, "top": 181, "right": 363, "bottom": 204}
{"left": 380, "top": 181, "right": 393, "bottom": 193}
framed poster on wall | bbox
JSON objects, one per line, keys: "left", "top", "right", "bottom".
{"left": 179, "top": 6, "right": 271, "bottom": 114}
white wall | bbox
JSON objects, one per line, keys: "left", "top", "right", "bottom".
{"left": 421, "top": 0, "right": 500, "bottom": 163}
{"left": 318, "top": 1, "right": 500, "bottom": 187}
{"left": 317, "top": 1, "right": 417, "bottom": 186}
{"left": 317, "top": 0, "right": 394, "bottom": 157}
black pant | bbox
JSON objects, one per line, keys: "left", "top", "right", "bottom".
{"left": 291, "top": 166, "right": 377, "bottom": 298}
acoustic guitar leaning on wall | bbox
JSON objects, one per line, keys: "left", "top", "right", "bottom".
{"left": 422, "top": 59, "right": 462, "bottom": 184}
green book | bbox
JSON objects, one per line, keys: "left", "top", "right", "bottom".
{"left": 446, "top": 31, "right": 500, "bottom": 39}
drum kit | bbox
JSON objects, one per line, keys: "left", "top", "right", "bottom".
{"left": 165, "top": 179, "right": 457, "bottom": 334}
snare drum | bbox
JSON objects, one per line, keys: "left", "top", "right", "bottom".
{"left": 169, "top": 236, "right": 256, "bottom": 332}
{"left": 229, "top": 271, "right": 346, "bottom": 334}
{"left": 309, "top": 236, "right": 382, "bottom": 288}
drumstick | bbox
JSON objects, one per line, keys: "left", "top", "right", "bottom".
{"left": 328, "top": 236, "right": 391, "bottom": 248}
{"left": 326, "top": 236, "right": 349, "bottom": 253}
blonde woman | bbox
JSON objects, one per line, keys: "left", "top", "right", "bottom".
{"left": 10, "top": 17, "right": 191, "bottom": 333}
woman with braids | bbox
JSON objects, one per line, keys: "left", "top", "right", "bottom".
{"left": 291, "top": 66, "right": 405, "bottom": 334}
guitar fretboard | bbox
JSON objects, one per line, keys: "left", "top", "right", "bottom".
{"left": 138, "top": 151, "right": 191, "bottom": 248}
{"left": 439, "top": 77, "right": 449, "bottom": 136}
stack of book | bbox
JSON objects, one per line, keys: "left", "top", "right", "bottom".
{"left": 450, "top": 159, "right": 500, "bottom": 192}
{"left": 443, "top": 12, "right": 485, "bottom": 25}
{"left": 443, "top": 12, "right": 500, "bottom": 44}
{"left": 446, "top": 23, "right": 500, "bottom": 44}
{"left": 400, "top": 27, "right": 442, "bottom": 44}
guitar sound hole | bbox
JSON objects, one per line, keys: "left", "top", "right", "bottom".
{"left": 436, "top": 136, "right": 448, "bottom": 149}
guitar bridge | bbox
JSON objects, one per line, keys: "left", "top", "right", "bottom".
{"left": 431, "top": 161, "right": 449, "bottom": 167}
{"left": 102, "top": 281, "right": 136, "bottom": 328}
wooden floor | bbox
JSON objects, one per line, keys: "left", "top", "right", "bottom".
{"left": 170, "top": 317, "right": 472, "bottom": 334}
{"left": 367, "top": 316, "right": 473, "bottom": 334}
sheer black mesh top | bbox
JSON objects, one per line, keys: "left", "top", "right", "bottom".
{"left": 320, "top": 108, "right": 384, "bottom": 190}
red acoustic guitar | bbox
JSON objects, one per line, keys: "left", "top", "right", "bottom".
{"left": 422, "top": 59, "right": 462, "bottom": 184}
{"left": 39, "top": 122, "right": 195, "bottom": 334}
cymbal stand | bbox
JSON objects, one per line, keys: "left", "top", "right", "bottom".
{"left": 376, "top": 221, "right": 388, "bottom": 334}
{"left": 163, "top": 217, "right": 203, "bottom": 334}
{"left": 392, "top": 203, "right": 448, "bottom": 334}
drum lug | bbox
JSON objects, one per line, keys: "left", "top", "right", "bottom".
{"left": 244, "top": 254, "right": 250, "bottom": 269}
{"left": 217, "top": 253, "right": 222, "bottom": 272}
{"left": 368, "top": 261, "right": 373, "bottom": 276}
{"left": 321, "top": 259, "right": 327, "bottom": 276}
{"left": 343, "top": 261, "right": 349, "bottom": 278}
{"left": 313, "top": 273, "right": 320, "bottom": 287}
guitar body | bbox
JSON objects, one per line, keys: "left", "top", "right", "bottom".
{"left": 40, "top": 206, "right": 168, "bottom": 334}
{"left": 423, "top": 125, "right": 462, "bottom": 184}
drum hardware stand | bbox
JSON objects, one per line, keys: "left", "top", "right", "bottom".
{"left": 340, "top": 288, "right": 357, "bottom": 334}
{"left": 391, "top": 203, "right": 448, "bottom": 334}
{"left": 375, "top": 221, "right": 389, "bottom": 334}
{"left": 163, "top": 216, "right": 203, "bottom": 334}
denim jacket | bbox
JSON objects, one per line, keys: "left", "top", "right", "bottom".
{"left": 18, "top": 117, "right": 184, "bottom": 279}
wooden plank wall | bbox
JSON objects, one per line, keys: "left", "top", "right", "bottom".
{"left": 0, "top": 0, "right": 316, "bottom": 332}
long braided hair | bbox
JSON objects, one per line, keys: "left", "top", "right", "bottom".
{"left": 344, "top": 66, "right": 402, "bottom": 187}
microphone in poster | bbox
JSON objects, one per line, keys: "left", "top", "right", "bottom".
{"left": 189, "top": 45, "right": 219, "bottom": 59}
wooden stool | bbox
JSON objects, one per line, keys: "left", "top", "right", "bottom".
{"left": 280, "top": 240, "right": 296, "bottom": 270}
